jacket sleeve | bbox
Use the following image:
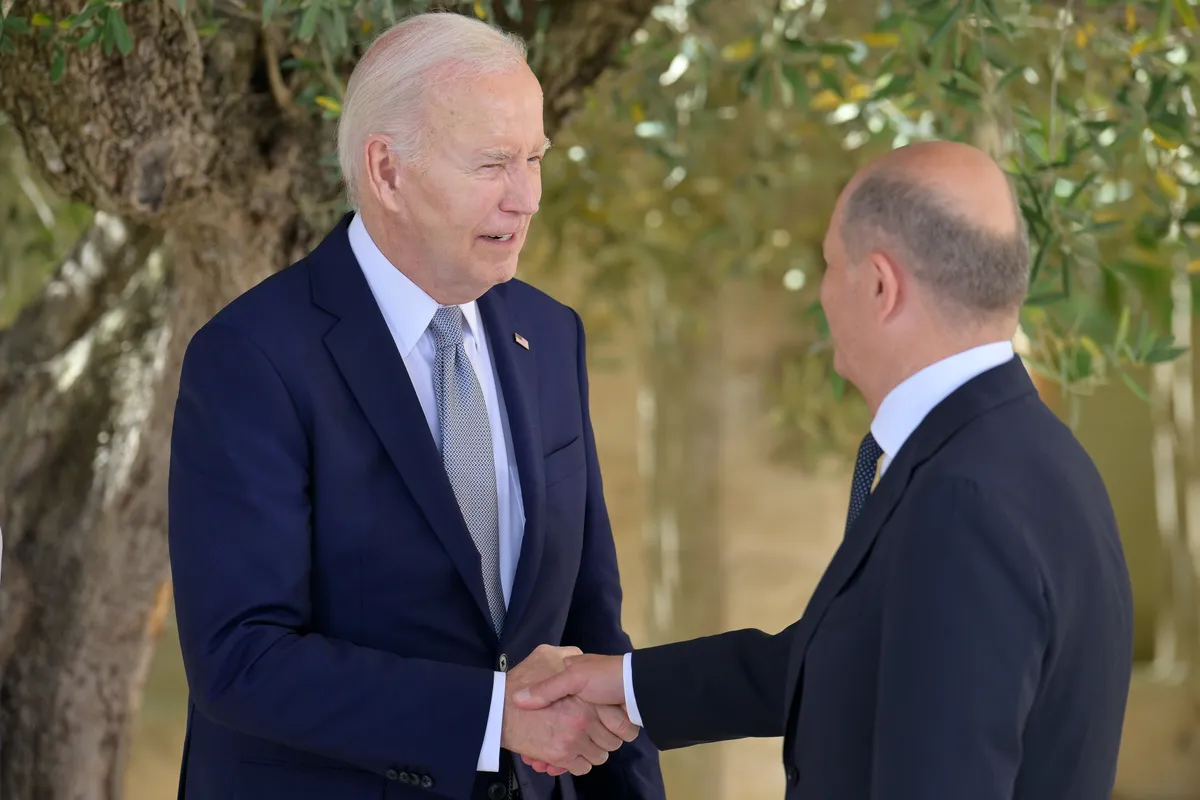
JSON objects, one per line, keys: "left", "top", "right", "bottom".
{"left": 630, "top": 621, "right": 797, "bottom": 751}
{"left": 557, "top": 310, "right": 667, "bottom": 800}
{"left": 168, "top": 321, "right": 492, "bottom": 800}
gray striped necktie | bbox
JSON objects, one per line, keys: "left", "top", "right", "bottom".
{"left": 429, "top": 306, "right": 505, "bottom": 635}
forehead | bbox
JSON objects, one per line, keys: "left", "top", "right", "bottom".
{"left": 428, "top": 68, "right": 546, "bottom": 149}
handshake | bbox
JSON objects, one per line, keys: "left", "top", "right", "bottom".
{"left": 499, "top": 645, "right": 633, "bottom": 777}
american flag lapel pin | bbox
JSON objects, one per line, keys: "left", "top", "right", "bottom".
{"left": 514, "top": 332, "right": 530, "bottom": 350}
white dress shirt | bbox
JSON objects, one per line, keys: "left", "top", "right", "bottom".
{"left": 620, "top": 340, "right": 1017, "bottom": 726}
{"left": 350, "top": 213, "right": 524, "bottom": 771}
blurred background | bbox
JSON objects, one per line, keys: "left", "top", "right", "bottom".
{"left": 3, "top": 0, "right": 1200, "bottom": 797}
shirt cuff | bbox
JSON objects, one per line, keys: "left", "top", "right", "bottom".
{"left": 622, "top": 652, "right": 643, "bottom": 728}
{"left": 477, "top": 671, "right": 506, "bottom": 772}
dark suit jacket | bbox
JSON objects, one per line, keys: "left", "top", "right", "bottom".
{"left": 167, "top": 215, "right": 665, "bottom": 800}
{"left": 630, "top": 357, "right": 1133, "bottom": 799}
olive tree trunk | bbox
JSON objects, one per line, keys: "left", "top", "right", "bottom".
{"left": 0, "top": 0, "right": 658, "bottom": 795}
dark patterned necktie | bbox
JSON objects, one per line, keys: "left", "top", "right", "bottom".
{"left": 845, "top": 431, "right": 883, "bottom": 534}
{"left": 429, "top": 306, "right": 505, "bottom": 635}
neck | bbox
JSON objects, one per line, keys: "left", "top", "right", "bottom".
{"left": 861, "top": 326, "right": 1012, "bottom": 414}
{"left": 357, "top": 205, "right": 477, "bottom": 306}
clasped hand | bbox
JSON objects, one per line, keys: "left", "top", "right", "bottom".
{"left": 501, "top": 645, "right": 634, "bottom": 776}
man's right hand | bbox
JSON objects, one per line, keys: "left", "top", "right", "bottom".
{"left": 500, "top": 645, "right": 639, "bottom": 776}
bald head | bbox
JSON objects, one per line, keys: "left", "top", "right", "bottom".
{"left": 839, "top": 140, "right": 1030, "bottom": 317}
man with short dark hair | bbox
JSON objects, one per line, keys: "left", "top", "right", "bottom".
{"left": 514, "top": 140, "right": 1134, "bottom": 800}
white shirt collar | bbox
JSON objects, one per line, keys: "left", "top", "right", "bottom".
{"left": 348, "top": 212, "right": 483, "bottom": 355}
{"left": 871, "top": 341, "right": 1016, "bottom": 468}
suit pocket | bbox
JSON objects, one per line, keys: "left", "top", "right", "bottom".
{"left": 544, "top": 436, "right": 585, "bottom": 488}
{"left": 234, "top": 760, "right": 386, "bottom": 799}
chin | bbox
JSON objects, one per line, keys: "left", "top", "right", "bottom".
{"left": 492, "top": 256, "right": 520, "bottom": 284}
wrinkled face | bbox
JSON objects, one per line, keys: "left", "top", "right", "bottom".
{"left": 394, "top": 65, "right": 547, "bottom": 298}
{"left": 819, "top": 195, "right": 877, "bottom": 389}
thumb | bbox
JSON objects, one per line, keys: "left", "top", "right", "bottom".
{"left": 513, "top": 666, "right": 588, "bottom": 710}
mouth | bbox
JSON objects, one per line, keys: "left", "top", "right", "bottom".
{"left": 480, "top": 233, "right": 515, "bottom": 242}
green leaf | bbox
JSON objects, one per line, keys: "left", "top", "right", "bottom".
{"left": 297, "top": 0, "right": 321, "bottom": 41}
{"left": 781, "top": 63, "right": 808, "bottom": 106}
{"left": 1065, "top": 172, "right": 1098, "bottom": 208}
{"left": 995, "top": 65, "right": 1024, "bottom": 91}
{"left": 813, "top": 41, "right": 855, "bottom": 56}
{"left": 3, "top": 14, "right": 28, "bottom": 33}
{"left": 927, "top": 0, "right": 963, "bottom": 47}
{"left": 77, "top": 24, "right": 101, "bottom": 47}
{"left": 1084, "top": 219, "right": 1124, "bottom": 234}
{"left": 1028, "top": 232, "right": 1057, "bottom": 286}
{"left": 872, "top": 72, "right": 912, "bottom": 100}
{"left": 1174, "top": 0, "right": 1199, "bottom": 30}
{"left": 1182, "top": 204, "right": 1200, "bottom": 223}
{"left": 1146, "top": 73, "right": 1169, "bottom": 115}
{"left": 979, "top": 0, "right": 1012, "bottom": 37}
{"left": 1025, "top": 291, "right": 1068, "bottom": 306}
{"left": 760, "top": 64, "right": 774, "bottom": 107}
{"left": 104, "top": 7, "right": 132, "bottom": 55}
{"left": 817, "top": 68, "right": 841, "bottom": 96}
{"left": 1158, "top": 0, "right": 1175, "bottom": 38}
{"left": 1115, "top": 306, "right": 1131, "bottom": 347}
{"left": 328, "top": 2, "right": 346, "bottom": 52}
{"left": 261, "top": 0, "right": 276, "bottom": 26}
{"left": 1119, "top": 369, "right": 1150, "bottom": 401}
{"left": 50, "top": 43, "right": 65, "bottom": 81}
{"left": 67, "top": 2, "right": 103, "bottom": 31}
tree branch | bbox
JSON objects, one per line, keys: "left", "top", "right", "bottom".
{"left": 535, "top": 0, "right": 661, "bottom": 135}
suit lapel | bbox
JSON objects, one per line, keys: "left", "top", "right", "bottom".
{"left": 310, "top": 215, "right": 496, "bottom": 636}
{"left": 477, "top": 288, "right": 545, "bottom": 636}
{"left": 780, "top": 356, "right": 1038, "bottom": 744}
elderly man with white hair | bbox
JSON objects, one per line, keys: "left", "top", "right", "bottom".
{"left": 166, "top": 11, "right": 665, "bottom": 800}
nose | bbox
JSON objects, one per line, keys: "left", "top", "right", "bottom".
{"left": 500, "top": 162, "right": 541, "bottom": 216}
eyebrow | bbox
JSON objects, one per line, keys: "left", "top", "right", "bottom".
{"left": 478, "top": 138, "right": 553, "bottom": 163}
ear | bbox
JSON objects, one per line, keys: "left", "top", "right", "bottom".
{"left": 867, "top": 250, "right": 902, "bottom": 321}
{"left": 364, "top": 135, "right": 405, "bottom": 213}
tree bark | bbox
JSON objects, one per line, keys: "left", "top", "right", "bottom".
{"left": 0, "top": 0, "right": 659, "bottom": 796}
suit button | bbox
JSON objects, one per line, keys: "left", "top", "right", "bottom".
{"left": 498, "top": 653, "right": 508, "bottom": 672}
{"left": 400, "top": 771, "right": 413, "bottom": 783}
{"left": 487, "top": 781, "right": 508, "bottom": 799}
{"left": 386, "top": 769, "right": 399, "bottom": 780}
{"left": 785, "top": 765, "right": 799, "bottom": 785}
{"left": 421, "top": 775, "right": 434, "bottom": 789}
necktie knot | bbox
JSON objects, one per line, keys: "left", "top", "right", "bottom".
{"left": 430, "top": 306, "right": 465, "bottom": 351}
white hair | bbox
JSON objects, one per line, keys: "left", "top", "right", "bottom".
{"left": 336, "top": 11, "right": 529, "bottom": 207}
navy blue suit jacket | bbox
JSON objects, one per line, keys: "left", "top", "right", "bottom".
{"left": 630, "top": 357, "right": 1133, "bottom": 799}
{"left": 167, "top": 215, "right": 665, "bottom": 800}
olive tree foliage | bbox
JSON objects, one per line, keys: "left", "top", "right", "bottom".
{"left": 524, "top": 0, "right": 1200, "bottom": 454}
